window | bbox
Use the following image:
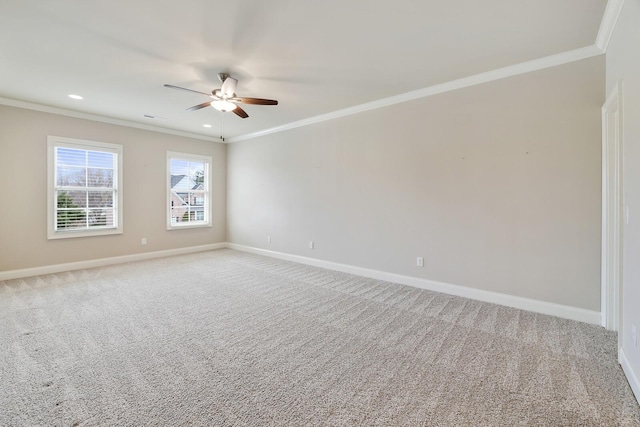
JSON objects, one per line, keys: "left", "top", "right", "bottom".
{"left": 47, "top": 136, "right": 123, "bottom": 239}
{"left": 167, "top": 151, "right": 211, "bottom": 229}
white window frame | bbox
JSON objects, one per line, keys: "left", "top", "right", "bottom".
{"left": 47, "top": 136, "right": 123, "bottom": 239}
{"left": 167, "top": 151, "right": 212, "bottom": 230}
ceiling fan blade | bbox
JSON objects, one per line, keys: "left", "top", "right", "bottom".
{"left": 235, "top": 97, "right": 278, "bottom": 105}
{"left": 164, "top": 84, "right": 211, "bottom": 97}
{"left": 221, "top": 77, "right": 238, "bottom": 97}
{"left": 233, "top": 105, "right": 249, "bottom": 118}
{"left": 186, "top": 101, "right": 213, "bottom": 112}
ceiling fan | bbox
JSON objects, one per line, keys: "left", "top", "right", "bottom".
{"left": 164, "top": 73, "right": 278, "bottom": 119}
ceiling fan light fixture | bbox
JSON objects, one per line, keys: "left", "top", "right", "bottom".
{"left": 211, "top": 100, "right": 237, "bottom": 112}
{"left": 164, "top": 77, "right": 277, "bottom": 120}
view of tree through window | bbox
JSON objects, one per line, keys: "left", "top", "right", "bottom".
{"left": 168, "top": 154, "right": 210, "bottom": 227}
{"left": 55, "top": 147, "right": 116, "bottom": 230}
{"left": 56, "top": 191, "right": 86, "bottom": 228}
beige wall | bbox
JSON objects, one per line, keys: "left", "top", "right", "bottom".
{"left": 0, "top": 106, "right": 226, "bottom": 271}
{"left": 606, "top": 0, "right": 640, "bottom": 396}
{"left": 0, "top": 56, "right": 607, "bottom": 313}
{"left": 228, "top": 56, "right": 605, "bottom": 311}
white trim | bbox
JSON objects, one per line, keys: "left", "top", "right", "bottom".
{"left": 0, "top": 97, "right": 223, "bottom": 143}
{"left": 0, "top": 243, "right": 226, "bottom": 281}
{"left": 228, "top": 45, "right": 603, "bottom": 143}
{"left": 596, "top": 0, "right": 626, "bottom": 52}
{"left": 0, "top": 43, "right": 605, "bottom": 146}
{"left": 0, "top": 241, "right": 602, "bottom": 324}
{"left": 620, "top": 347, "right": 640, "bottom": 406}
{"left": 228, "top": 244, "right": 601, "bottom": 325}
{"left": 601, "top": 82, "right": 624, "bottom": 331}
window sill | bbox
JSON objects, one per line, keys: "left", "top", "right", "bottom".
{"left": 48, "top": 227, "right": 123, "bottom": 240}
{"left": 167, "top": 222, "right": 212, "bottom": 231}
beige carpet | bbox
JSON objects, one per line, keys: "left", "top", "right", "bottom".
{"left": 1, "top": 248, "right": 639, "bottom": 426}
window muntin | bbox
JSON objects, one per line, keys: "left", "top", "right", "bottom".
{"left": 167, "top": 152, "right": 211, "bottom": 229}
{"left": 48, "top": 137, "right": 123, "bottom": 239}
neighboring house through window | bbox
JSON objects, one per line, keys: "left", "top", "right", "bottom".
{"left": 47, "top": 136, "right": 123, "bottom": 239}
{"left": 167, "top": 151, "right": 211, "bottom": 229}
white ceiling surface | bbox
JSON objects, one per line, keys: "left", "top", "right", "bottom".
{"left": 0, "top": 0, "right": 607, "bottom": 141}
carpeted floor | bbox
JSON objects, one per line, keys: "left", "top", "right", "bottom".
{"left": 1, "top": 248, "right": 639, "bottom": 426}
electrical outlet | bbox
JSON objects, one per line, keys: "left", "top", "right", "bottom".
{"left": 309, "top": 241, "right": 314, "bottom": 249}
{"left": 267, "top": 235, "right": 272, "bottom": 244}
{"left": 141, "top": 238, "right": 147, "bottom": 246}
{"left": 633, "top": 324, "right": 637, "bottom": 347}
{"left": 417, "top": 257, "right": 424, "bottom": 267}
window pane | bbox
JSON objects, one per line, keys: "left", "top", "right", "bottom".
{"left": 189, "top": 192, "right": 205, "bottom": 206}
{"left": 57, "top": 190, "right": 86, "bottom": 208}
{"left": 188, "top": 162, "right": 204, "bottom": 175}
{"left": 88, "top": 191, "right": 113, "bottom": 208}
{"left": 171, "top": 175, "right": 191, "bottom": 192}
{"left": 87, "top": 209, "right": 114, "bottom": 227}
{"left": 57, "top": 148, "right": 85, "bottom": 166}
{"left": 170, "top": 159, "right": 188, "bottom": 176}
{"left": 56, "top": 187, "right": 87, "bottom": 229}
{"left": 57, "top": 209, "right": 87, "bottom": 229}
{"left": 57, "top": 167, "right": 86, "bottom": 186}
{"left": 171, "top": 207, "right": 188, "bottom": 223}
{"left": 88, "top": 151, "right": 114, "bottom": 168}
{"left": 87, "top": 168, "right": 114, "bottom": 187}
{"left": 190, "top": 162, "right": 205, "bottom": 186}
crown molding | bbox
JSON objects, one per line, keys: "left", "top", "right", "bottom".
{"left": 228, "top": 45, "right": 604, "bottom": 143}
{"left": 596, "top": 0, "right": 625, "bottom": 52}
{"left": 0, "top": 42, "right": 608, "bottom": 146}
{"left": 0, "top": 97, "right": 224, "bottom": 143}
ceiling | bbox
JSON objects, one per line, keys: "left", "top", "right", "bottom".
{"left": 0, "top": 0, "right": 608, "bottom": 142}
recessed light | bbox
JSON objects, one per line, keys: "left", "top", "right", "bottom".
{"left": 68, "top": 94, "right": 83, "bottom": 100}
{"left": 203, "top": 124, "right": 212, "bottom": 128}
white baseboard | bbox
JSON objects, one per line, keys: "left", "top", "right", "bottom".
{"left": 0, "top": 243, "right": 226, "bottom": 281}
{"left": 228, "top": 243, "right": 602, "bottom": 325}
{"left": 620, "top": 347, "right": 640, "bottom": 406}
{"left": 1, "top": 241, "right": 602, "bottom": 326}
